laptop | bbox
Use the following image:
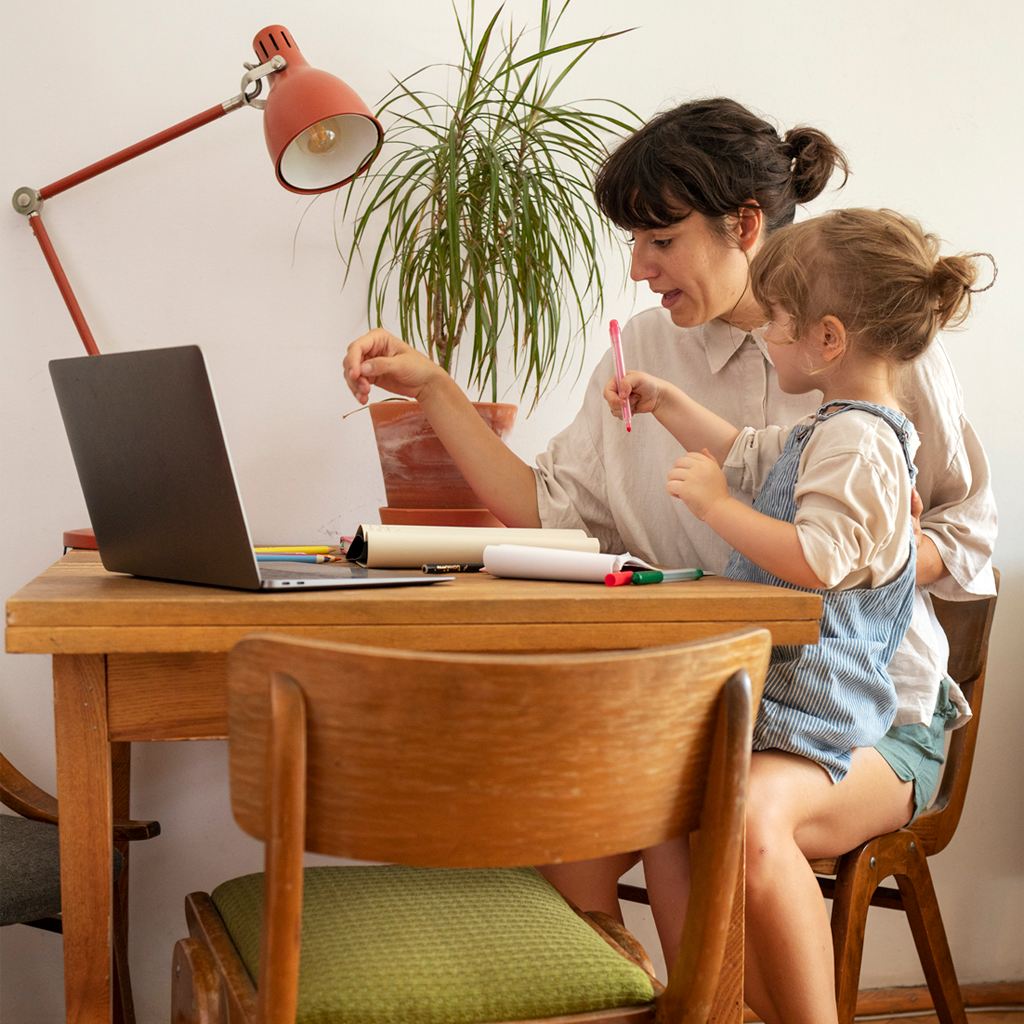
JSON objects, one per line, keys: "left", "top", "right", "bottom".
{"left": 48, "top": 345, "right": 451, "bottom": 591}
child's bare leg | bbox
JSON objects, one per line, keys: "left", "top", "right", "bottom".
{"left": 639, "top": 837, "right": 691, "bottom": 972}
{"left": 743, "top": 748, "right": 913, "bottom": 1024}
{"left": 536, "top": 852, "right": 639, "bottom": 920}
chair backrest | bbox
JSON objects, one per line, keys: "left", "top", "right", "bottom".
{"left": 914, "top": 570, "right": 999, "bottom": 855}
{"left": 227, "top": 629, "right": 769, "bottom": 866}
{"left": 225, "top": 627, "right": 771, "bottom": 1022}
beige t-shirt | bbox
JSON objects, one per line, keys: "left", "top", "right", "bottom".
{"left": 534, "top": 307, "right": 997, "bottom": 726}
{"left": 724, "top": 409, "right": 918, "bottom": 590}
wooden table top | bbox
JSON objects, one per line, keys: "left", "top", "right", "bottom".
{"left": 6, "top": 549, "right": 821, "bottom": 655}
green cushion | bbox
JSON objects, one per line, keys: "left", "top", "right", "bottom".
{"left": 212, "top": 865, "right": 655, "bottom": 1024}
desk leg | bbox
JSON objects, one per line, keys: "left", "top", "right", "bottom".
{"left": 54, "top": 654, "right": 114, "bottom": 1024}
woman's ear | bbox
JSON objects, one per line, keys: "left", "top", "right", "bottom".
{"left": 736, "top": 204, "right": 764, "bottom": 253}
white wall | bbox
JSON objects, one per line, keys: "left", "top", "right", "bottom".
{"left": 2, "top": 1, "right": 1021, "bottom": 1019}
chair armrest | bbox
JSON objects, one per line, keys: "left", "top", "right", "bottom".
{"left": 3, "top": 752, "right": 160, "bottom": 841}
{"left": 113, "top": 818, "right": 162, "bottom": 841}
{"left": 1, "top": 754, "right": 59, "bottom": 824}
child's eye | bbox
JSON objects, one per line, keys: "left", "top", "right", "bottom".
{"left": 652, "top": 238, "right": 672, "bottom": 249}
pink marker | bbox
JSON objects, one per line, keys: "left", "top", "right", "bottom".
{"left": 609, "top": 319, "right": 631, "bottom": 432}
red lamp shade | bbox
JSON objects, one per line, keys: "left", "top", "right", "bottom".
{"left": 254, "top": 26, "right": 383, "bottom": 194}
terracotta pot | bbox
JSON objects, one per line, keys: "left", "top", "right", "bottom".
{"left": 368, "top": 400, "right": 517, "bottom": 511}
{"left": 378, "top": 507, "right": 506, "bottom": 528}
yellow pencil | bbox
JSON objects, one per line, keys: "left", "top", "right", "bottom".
{"left": 254, "top": 545, "right": 339, "bottom": 555}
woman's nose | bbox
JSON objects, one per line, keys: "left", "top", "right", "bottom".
{"left": 629, "top": 245, "right": 654, "bottom": 282}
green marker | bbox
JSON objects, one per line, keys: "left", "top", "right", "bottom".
{"left": 631, "top": 568, "right": 704, "bottom": 585}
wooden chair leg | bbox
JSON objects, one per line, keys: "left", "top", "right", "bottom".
{"left": 111, "top": 740, "right": 134, "bottom": 1024}
{"left": 827, "top": 843, "right": 881, "bottom": 1024}
{"left": 172, "top": 937, "right": 223, "bottom": 1024}
{"left": 112, "top": 902, "right": 136, "bottom": 1024}
{"left": 894, "top": 844, "right": 968, "bottom": 1024}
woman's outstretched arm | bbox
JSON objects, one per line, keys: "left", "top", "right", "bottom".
{"left": 344, "top": 329, "right": 542, "bottom": 527}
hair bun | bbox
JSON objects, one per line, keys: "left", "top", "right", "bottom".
{"left": 783, "top": 126, "right": 850, "bottom": 204}
{"left": 932, "top": 252, "right": 994, "bottom": 329}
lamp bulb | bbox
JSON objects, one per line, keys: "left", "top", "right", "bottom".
{"left": 300, "top": 119, "right": 340, "bottom": 155}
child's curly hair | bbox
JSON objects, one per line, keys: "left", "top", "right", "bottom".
{"left": 750, "top": 208, "right": 987, "bottom": 364}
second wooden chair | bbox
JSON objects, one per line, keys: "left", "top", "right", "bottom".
{"left": 0, "top": 752, "right": 160, "bottom": 1024}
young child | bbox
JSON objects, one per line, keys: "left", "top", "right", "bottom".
{"left": 604, "top": 207, "right": 985, "bottom": 970}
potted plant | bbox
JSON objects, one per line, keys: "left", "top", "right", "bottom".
{"left": 341, "top": 0, "right": 637, "bottom": 525}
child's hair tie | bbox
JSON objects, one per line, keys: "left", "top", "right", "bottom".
{"left": 966, "top": 252, "right": 998, "bottom": 293}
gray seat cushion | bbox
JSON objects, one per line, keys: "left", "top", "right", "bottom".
{"left": 0, "top": 815, "right": 122, "bottom": 926}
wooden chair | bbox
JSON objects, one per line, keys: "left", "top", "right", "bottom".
{"left": 0, "top": 751, "right": 161, "bottom": 1024}
{"left": 810, "top": 574, "right": 999, "bottom": 1023}
{"left": 170, "top": 627, "right": 771, "bottom": 1024}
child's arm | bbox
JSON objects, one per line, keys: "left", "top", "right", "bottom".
{"left": 668, "top": 450, "right": 827, "bottom": 590}
{"left": 604, "top": 371, "right": 740, "bottom": 464}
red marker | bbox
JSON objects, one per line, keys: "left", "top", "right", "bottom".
{"left": 605, "top": 571, "right": 634, "bottom": 586}
{"left": 610, "top": 319, "right": 632, "bottom": 432}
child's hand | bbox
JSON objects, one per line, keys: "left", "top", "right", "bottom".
{"left": 667, "top": 449, "right": 730, "bottom": 521}
{"left": 602, "top": 371, "right": 666, "bottom": 422}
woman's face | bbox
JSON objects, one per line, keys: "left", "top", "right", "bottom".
{"left": 628, "top": 210, "right": 763, "bottom": 330}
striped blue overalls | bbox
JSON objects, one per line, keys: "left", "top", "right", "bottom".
{"left": 725, "top": 401, "right": 918, "bottom": 782}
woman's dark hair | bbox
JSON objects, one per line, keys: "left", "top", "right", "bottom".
{"left": 594, "top": 97, "right": 849, "bottom": 237}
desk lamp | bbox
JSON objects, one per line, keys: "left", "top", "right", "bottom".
{"left": 12, "top": 25, "right": 383, "bottom": 549}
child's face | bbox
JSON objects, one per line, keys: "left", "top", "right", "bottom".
{"left": 763, "top": 303, "right": 822, "bottom": 395}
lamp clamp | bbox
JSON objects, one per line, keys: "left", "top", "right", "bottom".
{"left": 225, "top": 55, "right": 287, "bottom": 113}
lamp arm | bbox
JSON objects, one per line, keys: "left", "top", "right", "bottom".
{"left": 26, "top": 213, "right": 101, "bottom": 354}
{"left": 11, "top": 55, "right": 286, "bottom": 355}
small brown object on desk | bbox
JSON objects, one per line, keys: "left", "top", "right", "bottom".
{"left": 5, "top": 549, "right": 821, "bottom": 1024}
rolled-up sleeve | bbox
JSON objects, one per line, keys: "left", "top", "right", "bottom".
{"left": 902, "top": 342, "right": 997, "bottom": 600}
{"left": 723, "top": 424, "right": 795, "bottom": 496}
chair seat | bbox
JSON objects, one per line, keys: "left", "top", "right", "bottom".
{"left": 0, "top": 816, "right": 62, "bottom": 925}
{"left": 211, "top": 864, "right": 656, "bottom": 1024}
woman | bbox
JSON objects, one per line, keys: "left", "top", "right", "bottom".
{"left": 343, "top": 97, "right": 996, "bottom": 1024}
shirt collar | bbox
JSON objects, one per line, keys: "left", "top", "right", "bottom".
{"left": 701, "top": 318, "right": 769, "bottom": 373}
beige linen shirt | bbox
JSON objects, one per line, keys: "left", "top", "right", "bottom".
{"left": 534, "top": 307, "right": 997, "bottom": 726}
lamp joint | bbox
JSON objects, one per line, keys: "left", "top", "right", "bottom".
{"left": 12, "top": 187, "right": 42, "bottom": 216}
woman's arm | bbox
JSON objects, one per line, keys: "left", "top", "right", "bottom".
{"left": 344, "top": 330, "right": 542, "bottom": 527}
{"left": 911, "top": 489, "right": 950, "bottom": 585}
{"left": 900, "top": 343, "right": 996, "bottom": 596}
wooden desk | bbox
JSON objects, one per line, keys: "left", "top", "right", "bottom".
{"left": 6, "top": 550, "right": 820, "bottom": 1024}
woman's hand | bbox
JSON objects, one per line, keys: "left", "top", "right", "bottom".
{"left": 602, "top": 371, "right": 669, "bottom": 421}
{"left": 343, "top": 329, "right": 446, "bottom": 405}
{"left": 667, "top": 449, "right": 731, "bottom": 521}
